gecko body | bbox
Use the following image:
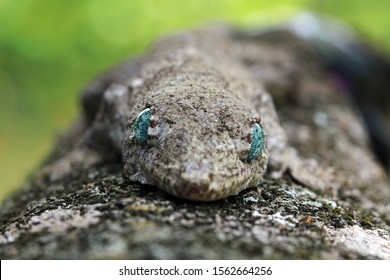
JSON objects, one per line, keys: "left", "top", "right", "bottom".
{"left": 47, "top": 26, "right": 326, "bottom": 201}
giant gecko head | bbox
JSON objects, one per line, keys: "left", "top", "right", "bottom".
{"left": 123, "top": 83, "right": 268, "bottom": 201}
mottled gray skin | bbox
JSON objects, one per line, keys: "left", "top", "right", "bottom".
{"left": 47, "top": 27, "right": 292, "bottom": 201}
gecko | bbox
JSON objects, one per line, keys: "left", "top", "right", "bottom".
{"left": 45, "top": 25, "right": 342, "bottom": 201}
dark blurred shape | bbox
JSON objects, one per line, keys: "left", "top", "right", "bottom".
{"left": 291, "top": 13, "right": 390, "bottom": 171}
{"left": 81, "top": 58, "right": 143, "bottom": 124}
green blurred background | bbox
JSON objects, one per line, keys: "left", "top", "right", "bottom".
{"left": 1, "top": 0, "right": 390, "bottom": 202}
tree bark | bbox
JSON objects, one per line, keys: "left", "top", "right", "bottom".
{"left": 1, "top": 26, "right": 390, "bottom": 259}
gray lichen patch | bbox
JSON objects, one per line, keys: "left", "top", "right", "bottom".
{"left": 0, "top": 204, "right": 102, "bottom": 245}
{"left": 324, "top": 225, "right": 390, "bottom": 259}
{"left": 1, "top": 165, "right": 389, "bottom": 259}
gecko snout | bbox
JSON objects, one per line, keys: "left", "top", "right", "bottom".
{"left": 160, "top": 135, "right": 253, "bottom": 201}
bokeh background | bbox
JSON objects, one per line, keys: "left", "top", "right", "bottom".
{"left": 1, "top": 0, "right": 390, "bottom": 201}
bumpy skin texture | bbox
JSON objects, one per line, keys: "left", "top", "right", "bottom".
{"left": 102, "top": 28, "right": 279, "bottom": 201}
{"left": 46, "top": 26, "right": 332, "bottom": 201}
{"left": 68, "top": 27, "right": 286, "bottom": 200}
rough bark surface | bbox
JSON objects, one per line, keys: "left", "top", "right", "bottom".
{"left": 1, "top": 25, "right": 390, "bottom": 259}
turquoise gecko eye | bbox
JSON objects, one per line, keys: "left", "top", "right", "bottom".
{"left": 133, "top": 108, "right": 152, "bottom": 143}
{"left": 247, "top": 123, "right": 266, "bottom": 162}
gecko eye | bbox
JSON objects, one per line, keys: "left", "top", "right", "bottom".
{"left": 133, "top": 108, "right": 152, "bottom": 143}
{"left": 247, "top": 123, "right": 266, "bottom": 162}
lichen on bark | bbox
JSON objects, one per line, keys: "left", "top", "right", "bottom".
{"left": 1, "top": 25, "right": 390, "bottom": 260}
